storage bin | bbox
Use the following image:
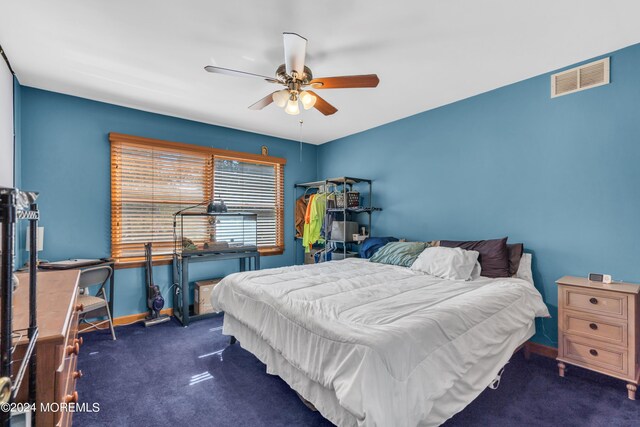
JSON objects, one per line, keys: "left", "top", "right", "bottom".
{"left": 336, "top": 191, "right": 360, "bottom": 208}
{"left": 330, "top": 221, "right": 359, "bottom": 241}
{"left": 194, "top": 278, "right": 222, "bottom": 314}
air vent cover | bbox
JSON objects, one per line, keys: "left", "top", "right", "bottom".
{"left": 551, "top": 57, "right": 609, "bottom": 98}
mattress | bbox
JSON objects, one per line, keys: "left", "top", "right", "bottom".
{"left": 211, "top": 258, "right": 549, "bottom": 427}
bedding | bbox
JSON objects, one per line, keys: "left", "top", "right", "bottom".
{"left": 211, "top": 258, "right": 549, "bottom": 427}
{"left": 515, "top": 252, "right": 533, "bottom": 284}
{"left": 469, "top": 260, "right": 482, "bottom": 280}
{"left": 410, "top": 246, "right": 479, "bottom": 280}
{"left": 369, "top": 241, "right": 428, "bottom": 267}
{"left": 507, "top": 243, "right": 524, "bottom": 276}
{"left": 440, "top": 237, "right": 510, "bottom": 278}
{"left": 358, "top": 236, "right": 399, "bottom": 259}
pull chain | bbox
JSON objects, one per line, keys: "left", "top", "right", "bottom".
{"left": 299, "top": 119, "right": 304, "bottom": 163}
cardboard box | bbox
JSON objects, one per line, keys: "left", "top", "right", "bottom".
{"left": 194, "top": 278, "right": 222, "bottom": 315}
{"left": 304, "top": 248, "right": 322, "bottom": 264}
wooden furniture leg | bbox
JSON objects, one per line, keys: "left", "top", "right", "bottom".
{"left": 558, "top": 362, "right": 566, "bottom": 378}
{"left": 627, "top": 383, "right": 636, "bottom": 400}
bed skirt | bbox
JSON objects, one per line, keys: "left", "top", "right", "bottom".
{"left": 224, "top": 313, "right": 358, "bottom": 426}
{"left": 223, "top": 313, "right": 535, "bottom": 427}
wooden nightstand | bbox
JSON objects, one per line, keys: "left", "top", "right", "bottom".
{"left": 556, "top": 276, "right": 639, "bottom": 400}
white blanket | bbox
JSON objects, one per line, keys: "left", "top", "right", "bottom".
{"left": 211, "top": 258, "right": 549, "bottom": 427}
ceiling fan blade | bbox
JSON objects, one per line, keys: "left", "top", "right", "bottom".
{"left": 283, "top": 32, "right": 307, "bottom": 77}
{"left": 204, "top": 66, "right": 281, "bottom": 83}
{"left": 309, "top": 74, "right": 379, "bottom": 89}
{"left": 248, "top": 92, "right": 276, "bottom": 110}
{"left": 306, "top": 91, "right": 337, "bottom": 116}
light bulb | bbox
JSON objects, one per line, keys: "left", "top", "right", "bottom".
{"left": 272, "top": 90, "right": 289, "bottom": 108}
{"left": 285, "top": 98, "right": 300, "bottom": 115}
{"left": 299, "top": 91, "right": 317, "bottom": 110}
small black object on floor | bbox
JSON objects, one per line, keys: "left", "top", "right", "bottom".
{"left": 76, "top": 317, "right": 639, "bottom": 426}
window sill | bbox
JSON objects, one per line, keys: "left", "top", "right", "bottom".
{"left": 114, "top": 247, "right": 284, "bottom": 269}
{"left": 114, "top": 257, "right": 173, "bottom": 270}
{"left": 259, "top": 247, "right": 284, "bottom": 256}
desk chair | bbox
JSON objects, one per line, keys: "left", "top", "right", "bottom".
{"left": 78, "top": 266, "right": 116, "bottom": 340}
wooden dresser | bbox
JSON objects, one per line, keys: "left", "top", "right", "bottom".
{"left": 556, "top": 276, "right": 639, "bottom": 400}
{"left": 14, "top": 269, "right": 83, "bottom": 427}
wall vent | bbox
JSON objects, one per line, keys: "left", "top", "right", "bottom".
{"left": 551, "top": 57, "right": 609, "bottom": 98}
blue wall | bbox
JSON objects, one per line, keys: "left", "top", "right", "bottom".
{"left": 18, "top": 87, "right": 317, "bottom": 317}
{"left": 318, "top": 43, "right": 640, "bottom": 347}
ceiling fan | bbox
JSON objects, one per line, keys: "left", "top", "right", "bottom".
{"left": 204, "top": 33, "right": 379, "bottom": 116}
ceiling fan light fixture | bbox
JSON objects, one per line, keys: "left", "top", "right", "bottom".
{"left": 205, "top": 33, "right": 378, "bottom": 117}
{"left": 272, "top": 89, "right": 289, "bottom": 108}
{"left": 299, "top": 91, "right": 317, "bottom": 110}
{"left": 285, "top": 98, "right": 300, "bottom": 115}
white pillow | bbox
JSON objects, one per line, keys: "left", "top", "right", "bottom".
{"left": 411, "top": 247, "right": 480, "bottom": 280}
{"left": 470, "top": 261, "right": 482, "bottom": 280}
{"left": 516, "top": 253, "right": 533, "bottom": 284}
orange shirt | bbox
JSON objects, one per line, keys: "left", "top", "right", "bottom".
{"left": 304, "top": 194, "right": 315, "bottom": 224}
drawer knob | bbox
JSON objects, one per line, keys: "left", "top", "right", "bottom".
{"left": 589, "top": 349, "right": 598, "bottom": 357}
{"left": 74, "top": 337, "right": 84, "bottom": 346}
{"left": 589, "top": 323, "right": 598, "bottom": 330}
{"left": 64, "top": 391, "right": 78, "bottom": 404}
{"left": 589, "top": 297, "right": 598, "bottom": 305}
{"left": 66, "top": 343, "right": 80, "bottom": 356}
{"left": 73, "top": 370, "right": 83, "bottom": 380}
{"left": 75, "top": 303, "right": 84, "bottom": 312}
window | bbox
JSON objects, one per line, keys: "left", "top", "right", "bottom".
{"left": 110, "top": 133, "right": 285, "bottom": 264}
{"left": 213, "top": 157, "right": 284, "bottom": 252}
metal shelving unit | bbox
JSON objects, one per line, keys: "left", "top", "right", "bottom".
{"left": 294, "top": 177, "right": 381, "bottom": 264}
{"left": 0, "top": 188, "right": 39, "bottom": 426}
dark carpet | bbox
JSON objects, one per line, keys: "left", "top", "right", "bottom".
{"left": 75, "top": 316, "right": 639, "bottom": 426}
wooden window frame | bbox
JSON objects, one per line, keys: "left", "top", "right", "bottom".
{"left": 110, "top": 133, "right": 286, "bottom": 268}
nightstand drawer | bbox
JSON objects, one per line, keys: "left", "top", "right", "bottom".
{"left": 563, "top": 311, "right": 627, "bottom": 347}
{"left": 562, "top": 335, "right": 628, "bottom": 376}
{"left": 561, "top": 287, "right": 627, "bottom": 319}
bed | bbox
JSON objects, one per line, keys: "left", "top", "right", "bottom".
{"left": 211, "top": 257, "right": 549, "bottom": 427}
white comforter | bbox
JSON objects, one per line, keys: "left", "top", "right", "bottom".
{"left": 211, "top": 258, "right": 549, "bottom": 427}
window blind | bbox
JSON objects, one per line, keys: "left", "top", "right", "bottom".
{"left": 214, "top": 156, "right": 284, "bottom": 253}
{"left": 110, "top": 133, "right": 286, "bottom": 263}
{"left": 111, "top": 141, "right": 213, "bottom": 261}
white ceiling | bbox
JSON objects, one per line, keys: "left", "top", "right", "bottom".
{"left": 2, "top": 1, "right": 640, "bottom": 145}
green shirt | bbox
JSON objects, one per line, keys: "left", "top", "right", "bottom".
{"left": 302, "top": 192, "right": 327, "bottom": 253}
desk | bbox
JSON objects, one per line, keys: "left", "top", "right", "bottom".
{"left": 172, "top": 249, "right": 260, "bottom": 326}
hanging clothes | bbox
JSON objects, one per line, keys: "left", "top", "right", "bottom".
{"left": 302, "top": 194, "right": 316, "bottom": 251}
{"left": 303, "top": 193, "right": 327, "bottom": 253}
{"left": 295, "top": 195, "right": 308, "bottom": 239}
{"left": 309, "top": 192, "right": 327, "bottom": 248}
{"left": 304, "top": 194, "right": 315, "bottom": 224}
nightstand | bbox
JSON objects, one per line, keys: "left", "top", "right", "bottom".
{"left": 556, "top": 276, "right": 639, "bottom": 400}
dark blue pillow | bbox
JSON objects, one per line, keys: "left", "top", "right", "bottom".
{"left": 359, "top": 237, "right": 399, "bottom": 259}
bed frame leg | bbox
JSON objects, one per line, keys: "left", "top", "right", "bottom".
{"left": 229, "top": 336, "right": 237, "bottom": 345}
